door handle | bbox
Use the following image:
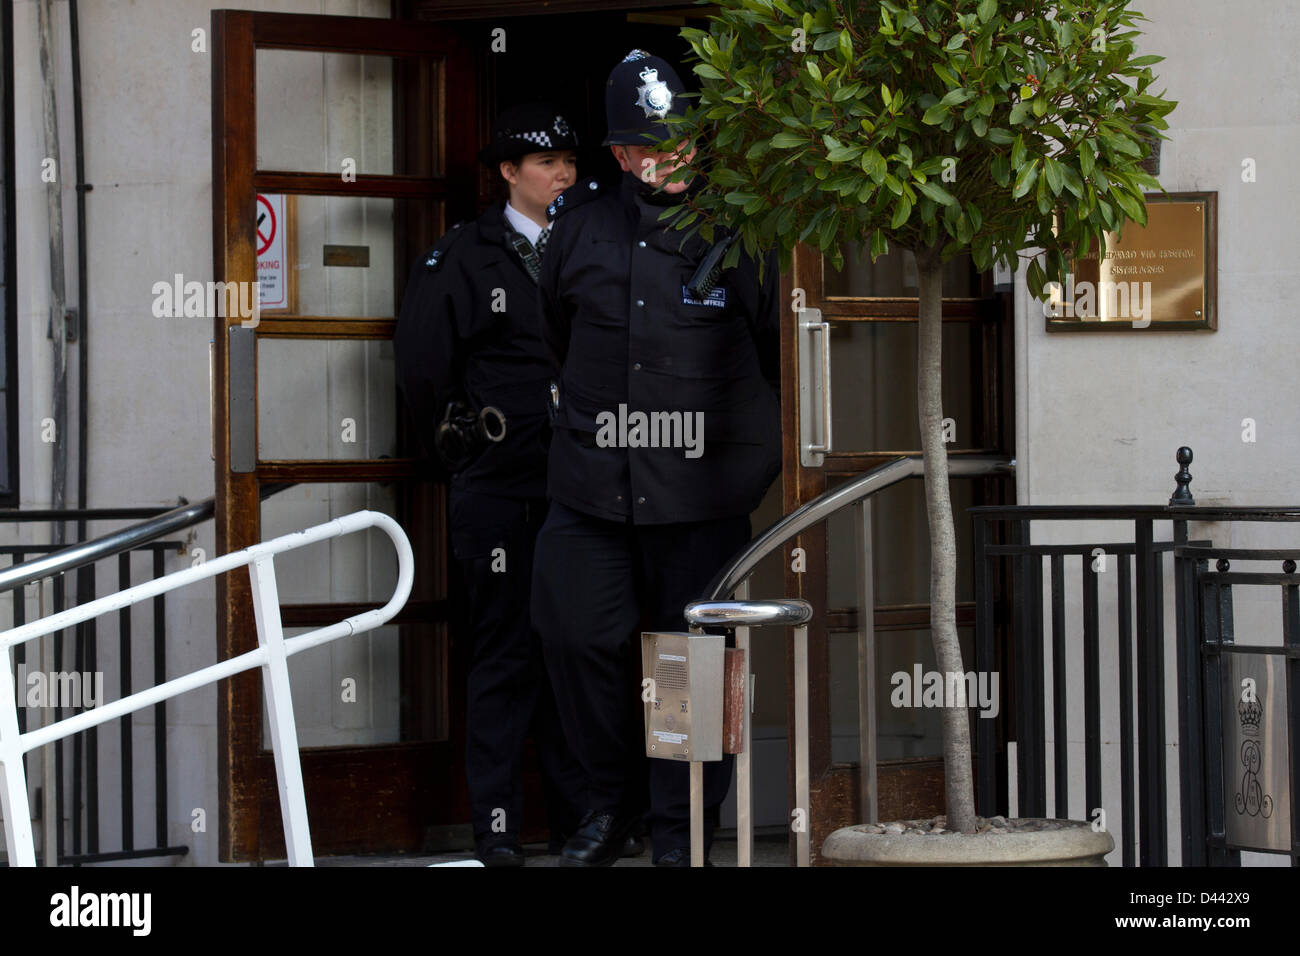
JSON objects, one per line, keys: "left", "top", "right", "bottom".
{"left": 797, "top": 308, "right": 832, "bottom": 467}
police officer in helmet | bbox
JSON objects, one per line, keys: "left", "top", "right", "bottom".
{"left": 394, "top": 102, "right": 592, "bottom": 866}
{"left": 534, "top": 52, "right": 781, "bottom": 866}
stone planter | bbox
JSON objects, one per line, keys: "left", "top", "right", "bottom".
{"left": 821, "top": 818, "right": 1114, "bottom": 866}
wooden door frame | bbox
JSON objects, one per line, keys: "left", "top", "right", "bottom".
{"left": 211, "top": 9, "right": 476, "bottom": 861}
{"left": 781, "top": 245, "right": 1015, "bottom": 864}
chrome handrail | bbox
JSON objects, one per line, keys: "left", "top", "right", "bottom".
{"left": 704, "top": 454, "right": 1015, "bottom": 600}
{"left": 683, "top": 453, "right": 1014, "bottom": 868}
{"left": 684, "top": 599, "right": 813, "bottom": 629}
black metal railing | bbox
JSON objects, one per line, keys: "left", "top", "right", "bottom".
{"left": 972, "top": 447, "right": 1300, "bottom": 867}
{"left": 1, "top": 501, "right": 215, "bottom": 865}
{"left": 1187, "top": 545, "right": 1300, "bottom": 867}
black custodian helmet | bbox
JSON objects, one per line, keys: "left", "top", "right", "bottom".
{"left": 602, "top": 49, "right": 688, "bottom": 146}
{"left": 478, "top": 102, "right": 580, "bottom": 167}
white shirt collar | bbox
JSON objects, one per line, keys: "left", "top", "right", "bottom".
{"left": 504, "top": 202, "right": 546, "bottom": 246}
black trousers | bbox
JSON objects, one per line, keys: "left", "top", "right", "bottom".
{"left": 450, "top": 489, "right": 587, "bottom": 843}
{"left": 531, "top": 500, "right": 749, "bottom": 859}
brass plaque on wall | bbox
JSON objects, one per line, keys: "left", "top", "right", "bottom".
{"left": 1046, "top": 192, "right": 1217, "bottom": 331}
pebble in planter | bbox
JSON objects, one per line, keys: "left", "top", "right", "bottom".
{"left": 821, "top": 816, "right": 1115, "bottom": 867}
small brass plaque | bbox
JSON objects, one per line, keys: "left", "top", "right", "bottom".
{"left": 1046, "top": 192, "right": 1216, "bottom": 331}
{"left": 323, "top": 244, "right": 370, "bottom": 268}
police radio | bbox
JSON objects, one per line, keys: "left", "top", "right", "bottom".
{"left": 686, "top": 232, "right": 737, "bottom": 302}
{"left": 434, "top": 400, "right": 506, "bottom": 473}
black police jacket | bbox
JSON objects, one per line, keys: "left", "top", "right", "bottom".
{"left": 539, "top": 173, "right": 781, "bottom": 525}
{"left": 393, "top": 203, "right": 554, "bottom": 498}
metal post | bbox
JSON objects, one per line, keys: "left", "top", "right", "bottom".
{"left": 854, "top": 500, "right": 877, "bottom": 824}
{"left": 248, "top": 555, "right": 314, "bottom": 867}
{"left": 0, "top": 644, "right": 37, "bottom": 867}
{"left": 794, "top": 623, "right": 810, "bottom": 867}
{"left": 690, "top": 761, "right": 704, "bottom": 868}
{"left": 40, "top": 583, "right": 56, "bottom": 866}
{"left": 735, "top": 578, "right": 752, "bottom": 868}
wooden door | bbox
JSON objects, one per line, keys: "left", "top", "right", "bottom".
{"left": 781, "top": 243, "right": 1014, "bottom": 863}
{"left": 211, "top": 10, "right": 475, "bottom": 860}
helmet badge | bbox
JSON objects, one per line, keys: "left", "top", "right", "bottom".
{"left": 635, "top": 66, "right": 674, "bottom": 119}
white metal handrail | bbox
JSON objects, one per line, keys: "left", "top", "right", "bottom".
{"left": 0, "top": 510, "right": 413, "bottom": 868}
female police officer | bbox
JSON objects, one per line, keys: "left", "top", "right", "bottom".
{"left": 534, "top": 53, "right": 782, "bottom": 866}
{"left": 393, "top": 103, "right": 588, "bottom": 866}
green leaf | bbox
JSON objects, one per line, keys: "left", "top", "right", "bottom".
{"left": 823, "top": 133, "right": 845, "bottom": 153}
{"left": 883, "top": 173, "right": 904, "bottom": 196}
{"left": 838, "top": 29, "right": 853, "bottom": 62}
{"left": 946, "top": 33, "right": 967, "bottom": 51}
{"left": 770, "top": 131, "right": 806, "bottom": 148}
{"left": 934, "top": 63, "right": 959, "bottom": 87}
{"left": 1112, "top": 188, "right": 1146, "bottom": 225}
{"left": 977, "top": 0, "right": 997, "bottom": 23}
{"left": 1019, "top": 84, "right": 1035, "bottom": 100}
{"left": 724, "top": 191, "right": 759, "bottom": 206}
{"left": 890, "top": 194, "right": 913, "bottom": 228}
{"left": 870, "top": 228, "right": 888, "bottom": 259}
{"left": 1043, "top": 157, "right": 1063, "bottom": 194}
{"left": 694, "top": 63, "right": 726, "bottom": 80}
{"left": 916, "top": 180, "right": 957, "bottom": 205}
{"left": 923, "top": 103, "right": 949, "bottom": 125}
{"left": 807, "top": 60, "right": 822, "bottom": 84}
{"left": 826, "top": 144, "right": 861, "bottom": 163}
{"left": 1010, "top": 136, "right": 1026, "bottom": 169}
{"left": 1012, "top": 159, "right": 1039, "bottom": 199}
{"left": 833, "top": 82, "right": 862, "bottom": 101}
{"left": 881, "top": 83, "right": 892, "bottom": 107}
{"left": 1079, "top": 143, "right": 1095, "bottom": 177}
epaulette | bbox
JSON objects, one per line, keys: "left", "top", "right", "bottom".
{"left": 422, "top": 221, "right": 469, "bottom": 271}
{"left": 547, "top": 177, "right": 604, "bottom": 222}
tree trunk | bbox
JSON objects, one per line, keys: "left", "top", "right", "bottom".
{"left": 915, "top": 247, "right": 977, "bottom": 834}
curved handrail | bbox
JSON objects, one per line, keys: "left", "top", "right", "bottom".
{"left": 684, "top": 599, "right": 813, "bottom": 629}
{"left": 702, "top": 454, "right": 1015, "bottom": 600}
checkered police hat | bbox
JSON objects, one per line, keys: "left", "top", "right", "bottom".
{"left": 478, "top": 102, "right": 580, "bottom": 167}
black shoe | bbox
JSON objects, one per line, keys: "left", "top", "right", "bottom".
{"left": 551, "top": 821, "right": 645, "bottom": 858}
{"left": 653, "top": 847, "right": 712, "bottom": 867}
{"left": 475, "top": 837, "right": 525, "bottom": 868}
{"left": 558, "top": 811, "right": 637, "bottom": 867}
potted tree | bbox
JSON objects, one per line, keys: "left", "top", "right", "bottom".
{"left": 662, "top": 0, "right": 1175, "bottom": 864}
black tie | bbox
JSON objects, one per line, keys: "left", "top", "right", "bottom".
{"left": 534, "top": 227, "right": 550, "bottom": 259}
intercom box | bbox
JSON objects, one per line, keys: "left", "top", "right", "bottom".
{"left": 641, "top": 631, "right": 725, "bottom": 762}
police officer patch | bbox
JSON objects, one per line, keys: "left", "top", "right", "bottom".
{"left": 635, "top": 67, "right": 674, "bottom": 119}
{"left": 681, "top": 284, "right": 726, "bottom": 308}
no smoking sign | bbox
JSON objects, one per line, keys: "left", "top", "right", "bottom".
{"left": 256, "top": 193, "right": 287, "bottom": 309}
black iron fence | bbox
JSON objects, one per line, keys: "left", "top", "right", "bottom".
{"left": 972, "top": 448, "right": 1299, "bottom": 867}
{"left": 1, "top": 505, "right": 195, "bottom": 865}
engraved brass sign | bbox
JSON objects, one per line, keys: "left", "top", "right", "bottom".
{"left": 1046, "top": 192, "right": 1216, "bottom": 331}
